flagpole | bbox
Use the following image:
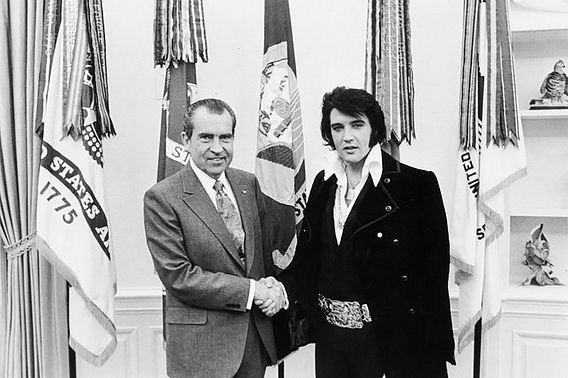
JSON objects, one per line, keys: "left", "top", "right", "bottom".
{"left": 67, "top": 284, "right": 76, "bottom": 378}
{"left": 278, "top": 362, "right": 284, "bottom": 378}
{"left": 473, "top": 319, "right": 482, "bottom": 378}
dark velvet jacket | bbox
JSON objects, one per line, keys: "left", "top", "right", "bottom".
{"left": 277, "top": 151, "right": 455, "bottom": 370}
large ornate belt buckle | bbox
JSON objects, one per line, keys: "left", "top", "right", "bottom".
{"left": 317, "top": 294, "right": 371, "bottom": 329}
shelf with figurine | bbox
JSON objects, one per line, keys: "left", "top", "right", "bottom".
{"left": 508, "top": 217, "right": 568, "bottom": 293}
{"left": 528, "top": 59, "right": 568, "bottom": 110}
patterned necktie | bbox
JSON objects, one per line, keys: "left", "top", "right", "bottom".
{"left": 213, "top": 180, "right": 246, "bottom": 267}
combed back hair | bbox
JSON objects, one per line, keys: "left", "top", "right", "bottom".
{"left": 320, "top": 86, "right": 386, "bottom": 149}
{"left": 183, "top": 98, "right": 237, "bottom": 137}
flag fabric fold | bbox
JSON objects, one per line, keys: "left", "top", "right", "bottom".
{"left": 157, "top": 63, "right": 198, "bottom": 181}
{"left": 256, "top": 0, "right": 306, "bottom": 272}
{"left": 36, "top": 0, "right": 117, "bottom": 366}
{"left": 450, "top": 0, "right": 527, "bottom": 353}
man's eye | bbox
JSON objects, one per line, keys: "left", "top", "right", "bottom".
{"left": 220, "top": 135, "right": 233, "bottom": 142}
{"left": 331, "top": 125, "right": 343, "bottom": 132}
{"left": 200, "top": 136, "right": 212, "bottom": 141}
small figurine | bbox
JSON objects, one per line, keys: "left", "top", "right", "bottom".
{"left": 521, "top": 224, "right": 562, "bottom": 286}
{"left": 529, "top": 59, "right": 568, "bottom": 109}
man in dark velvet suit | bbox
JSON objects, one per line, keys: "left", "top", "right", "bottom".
{"left": 260, "top": 87, "right": 455, "bottom": 377}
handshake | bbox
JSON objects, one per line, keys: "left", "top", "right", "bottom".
{"left": 253, "top": 277, "right": 287, "bottom": 317}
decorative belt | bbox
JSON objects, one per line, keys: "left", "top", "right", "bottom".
{"left": 317, "top": 293, "right": 372, "bottom": 329}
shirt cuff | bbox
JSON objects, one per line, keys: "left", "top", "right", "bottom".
{"left": 246, "top": 279, "right": 255, "bottom": 310}
{"left": 278, "top": 281, "right": 289, "bottom": 310}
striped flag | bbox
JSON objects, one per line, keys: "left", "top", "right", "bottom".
{"left": 365, "top": 0, "right": 415, "bottom": 156}
{"left": 156, "top": 63, "right": 198, "bottom": 180}
{"left": 153, "top": 0, "right": 208, "bottom": 342}
{"left": 36, "top": 0, "right": 117, "bottom": 366}
{"left": 153, "top": 0, "right": 208, "bottom": 185}
{"left": 450, "top": 0, "right": 527, "bottom": 353}
{"left": 257, "top": 0, "right": 306, "bottom": 273}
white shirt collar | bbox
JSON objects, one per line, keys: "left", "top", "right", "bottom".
{"left": 189, "top": 159, "right": 230, "bottom": 191}
{"left": 323, "top": 144, "right": 383, "bottom": 187}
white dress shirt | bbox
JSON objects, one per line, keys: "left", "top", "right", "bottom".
{"left": 323, "top": 144, "right": 383, "bottom": 244}
{"left": 189, "top": 159, "right": 256, "bottom": 310}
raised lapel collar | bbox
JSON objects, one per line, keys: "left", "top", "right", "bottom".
{"left": 180, "top": 165, "right": 246, "bottom": 272}
{"left": 348, "top": 151, "right": 402, "bottom": 239}
{"left": 226, "top": 168, "right": 256, "bottom": 275}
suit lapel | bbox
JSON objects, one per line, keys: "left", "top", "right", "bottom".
{"left": 226, "top": 169, "right": 256, "bottom": 275}
{"left": 180, "top": 166, "right": 245, "bottom": 272}
{"left": 348, "top": 151, "right": 402, "bottom": 239}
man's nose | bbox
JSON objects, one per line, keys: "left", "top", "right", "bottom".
{"left": 343, "top": 127, "right": 353, "bottom": 141}
{"left": 210, "top": 138, "right": 223, "bottom": 152}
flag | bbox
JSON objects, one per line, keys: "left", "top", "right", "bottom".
{"left": 36, "top": 0, "right": 116, "bottom": 366}
{"left": 153, "top": 0, "right": 208, "bottom": 188}
{"left": 153, "top": 0, "right": 208, "bottom": 342}
{"left": 365, "top": 0, "right": 415, "bottom": 157}
{"left": 157, "top": 63, "right": 198, "bottom": 180}
{"left": 450, "top": 0, "right": 527, "bottom": 353}
{"left": 256, "top": 0, "right": 306, "bottom": 272}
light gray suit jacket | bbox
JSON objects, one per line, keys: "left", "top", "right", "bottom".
{"left": 144, "top": 165, "right": 277, "bottom": 378}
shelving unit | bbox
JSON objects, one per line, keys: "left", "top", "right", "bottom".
{"left": 490, "top": 8, "right": 568, "bottom": 376}
{"left": 507, "top": 71, "right": 568, "bottom": 295}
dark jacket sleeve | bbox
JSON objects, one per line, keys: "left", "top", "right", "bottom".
{"left": 278, "top": 171, "right": 326, "bottom": 302}
{"left": 420, "top": 171, "right": 456, "bottom": 365}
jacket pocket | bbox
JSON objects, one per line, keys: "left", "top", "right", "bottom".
{"left": 166, "top": 306, "right": 208, "bottom": 324}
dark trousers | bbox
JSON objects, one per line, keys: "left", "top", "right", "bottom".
{"left": 314, "top": 322, "right": 448, "bottom": 378}
{"left": 234, "top": 315, "right": 267, "bottom": 378}
{"left": 316, "top": 338, "right": 382, "bottom": 378}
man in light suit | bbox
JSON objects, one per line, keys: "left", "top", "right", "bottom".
{"left": 144, "top": 98, "right": 284, "bottom": 378}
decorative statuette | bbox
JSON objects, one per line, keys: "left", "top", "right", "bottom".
{"left": 521, "top": 224, "right": 563, "bottom": 286}
{"left": 529, "top": 59, "right": 568, "bottom": 109}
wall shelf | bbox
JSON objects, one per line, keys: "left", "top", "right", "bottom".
{"left": 510, "top": 208, "right": 568, "bottom": 218}
{"left": 505, "top": 285, "right": 568, "bottom": 303}
{"left": 512, "top": 28, "right": 568, "bottom": 44}
{"left": 520, "top": 109, "right": 568, "bottom": 120}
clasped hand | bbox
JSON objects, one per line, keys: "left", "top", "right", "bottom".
{"left": 253, "top": 277, "right": 285, "bottom": 317}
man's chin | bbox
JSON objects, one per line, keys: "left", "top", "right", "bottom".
{"left": 205, "top": 165, "right": 227, "bottom": 178}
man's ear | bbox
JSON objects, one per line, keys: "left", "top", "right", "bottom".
{"left": 181, "top": 131, "right": 190, "bottom": 146}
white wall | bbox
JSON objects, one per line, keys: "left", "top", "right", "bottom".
{"left": 94, "top": 0, "right": 466, "bottom": 376}
{"left": 102, "top": 0, "right": 463, "bottom": 295}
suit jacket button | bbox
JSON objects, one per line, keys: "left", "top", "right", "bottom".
{"left": 385, "top": 205, "right": 392, "bottom": 212}
{"left": 376, "top": 232, "right": 383, "bottom": 238}
{"left": 408, "top": 308, "right": 416, "bottom": 315}
{"left": 401, "top": 275, "right": 408, "bottom": 282}
{"left": 384, "top": 177, "right": 391, "bottom": 184}
{"left": 392, "top": 238, "right": 400, "bottom": 246}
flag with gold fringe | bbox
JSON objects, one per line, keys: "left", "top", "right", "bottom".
{"left": 36, "top": 0, "right": 117, "bottom": 366}
{"left": 450, "top": 0, "right": 527, "bottom": 354}
{"left": 256, "top": 0, "right": 306, "bottom": 272}
{"left": 365, "top": 0, "right": 415, "bottom": 156}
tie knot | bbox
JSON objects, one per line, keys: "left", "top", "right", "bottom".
{"left": 213, "top": 180, "right": 224, "bottom": 193}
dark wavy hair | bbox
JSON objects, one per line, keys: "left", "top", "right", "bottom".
{"left": 320, "top": 87, "right": 386, "bottom": 149}
{"left": 183, "top": 98, "right": 237, "bottom": 137}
